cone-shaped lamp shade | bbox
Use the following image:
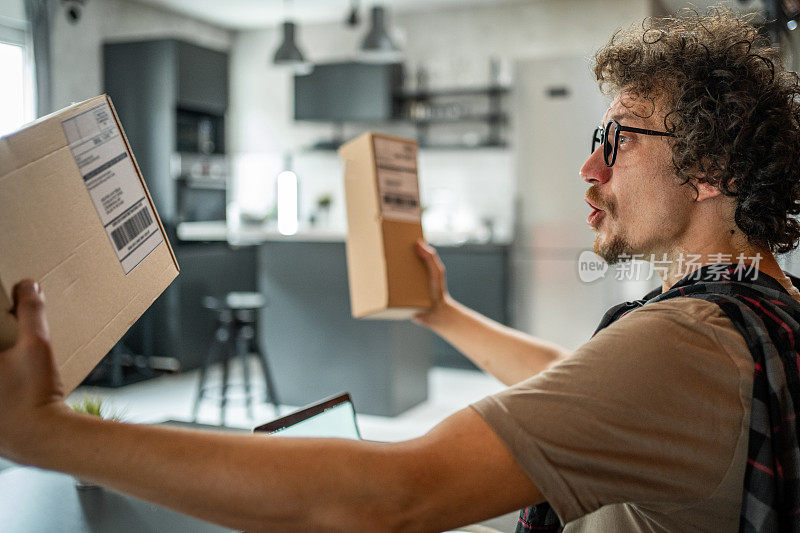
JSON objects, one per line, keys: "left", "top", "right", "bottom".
{"left": 273, "top": 21, "right": 312, "bottom": 75}
{"left": 274, "top": 21, "right": 305, "bottom": 64}
{"left": 360, "top": 6, "right": 402, "bottom": 63}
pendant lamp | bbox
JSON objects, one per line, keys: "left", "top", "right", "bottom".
{"left": 273, "top": 14, "right": 312, "bottom": 75}
{"left": 360, "top": 6, "right": 403, "bottom": 63}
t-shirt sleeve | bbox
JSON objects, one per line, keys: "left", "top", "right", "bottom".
{"left": 470, "top": 299, "right": 749, "bottom": 523}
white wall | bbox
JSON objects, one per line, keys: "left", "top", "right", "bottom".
{"left": 49, "top": 0, "right": 231, "bottom": 112}
{"left": 228, "top": 0, "right": 653, "bottom": 240}
{"left": 0, "top": 0, "right": 25, "bottom": 25}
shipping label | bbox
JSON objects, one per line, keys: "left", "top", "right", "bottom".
{"left": 62, "top": 102, "right": 162, "bottom": 274}
{"left": 373, "top": 137, "right": 422, "bottom": 223}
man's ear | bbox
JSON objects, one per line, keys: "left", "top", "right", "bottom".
{"left": 694, "top": 180, "right": 722, "bottom": 202}
{"left": 693, "top": 156, "right": 729, "bottom": 201}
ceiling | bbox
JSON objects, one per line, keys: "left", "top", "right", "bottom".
{"left": 129, "top": 0, "right": 766, "bottom": 31}
{"left": 128, "top": 0, "right": 519, "bottom": 30}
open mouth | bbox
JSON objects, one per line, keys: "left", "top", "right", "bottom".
{"left": 585, "top": 197, "right": 605, "bottom": 227}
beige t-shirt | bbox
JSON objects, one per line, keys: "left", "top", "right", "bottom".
{"left": 472, "top": 292, "right": 781, "bottom": 532}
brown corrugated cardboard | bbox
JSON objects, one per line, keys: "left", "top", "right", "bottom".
{"left": 0, "top": 95, "right": 179, "bottom": 393}
{"left": 339, "top": 132, "right": 431, "bottom": 319}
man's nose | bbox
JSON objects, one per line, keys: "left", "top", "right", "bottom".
{"left": 580, "top": 146, "right": 611, "bottom": 185}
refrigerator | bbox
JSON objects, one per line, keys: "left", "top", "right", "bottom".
{"left": 510, "top": 55, "right": 658, "bottom": 350}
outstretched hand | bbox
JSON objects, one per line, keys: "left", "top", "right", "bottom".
{"left": 0, "top": 280, "right": 67, "bottom": 464}
{"left": 413, "top": 239, "right": 453, "bottom": 327}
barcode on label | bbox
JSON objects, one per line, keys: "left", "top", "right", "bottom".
{"left": 111, "top": 208, "right": 153, "bottom": 251}
{"left": 382, "top": 194, "right": 419, "bottom": 208}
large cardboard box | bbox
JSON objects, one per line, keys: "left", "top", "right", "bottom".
{"left": 0, "top": 95, "right": 179, "bottom": 393}
{"left": 339, "top": 132, "right": 431, "bottom": 319}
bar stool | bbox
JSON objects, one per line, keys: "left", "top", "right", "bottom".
{"left": 192, "top": 292, "right": 280, "bottom": 426}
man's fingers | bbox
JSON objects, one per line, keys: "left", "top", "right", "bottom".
{"left": 12, "top": 280, "right": 50, "bottom": 342}
{"left": 415, "top": 240, "right": 446, "bottom": 297}
{"left": 415, "top": 240, "right": 439, "bottom": 269}
{"left": 415, "top": 239, "right": 432, "bottom": 258}
{"left": 417, "top": 241, "right": 445, "bottom": 275}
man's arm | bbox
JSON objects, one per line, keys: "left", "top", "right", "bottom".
{"left": 0, "top": 280, "right": 543, "bottom": 532}
{"left": 414, "top": 240, "right": 570, "bottom": 385}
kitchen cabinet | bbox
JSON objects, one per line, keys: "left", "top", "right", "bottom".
{"left": 103, "top": 39, "right": 229, "bottom": 224}
{"left": 175, "top": 41, "right": 228, "bottom": 114}
{"left": 435, "top": 245, "right": 509, "bottom": 369}
{"left": 256, "top": 241, "right": 430, "bottom": 417}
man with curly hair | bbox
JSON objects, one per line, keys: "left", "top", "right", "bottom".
{"left": 1, "top": 8, "right": 800, "bottom": 533}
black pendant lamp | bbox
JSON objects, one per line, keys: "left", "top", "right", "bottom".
{"left": 360, "top": 6, "right": 402, "bottom": 63}
{"left": 273, "top": 6, "right": 312, "bottom": 75}
{"left": 274, "top": 22, "right": 304, "bottom": 62}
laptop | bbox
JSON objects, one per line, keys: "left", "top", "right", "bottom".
{"left": 253, "top": 393, "right": 362, "bottom": 440}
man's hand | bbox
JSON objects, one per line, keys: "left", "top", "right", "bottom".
{"left": 413, "top": 239, "right": 455, "bottom": 327}
{"left": 0, "top": 280, "right": 68, "bottom": 464}
{"left": 412, "top": 240, "right": 570, "bottom": 385}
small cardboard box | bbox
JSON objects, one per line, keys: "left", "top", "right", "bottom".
{"left": 339, "top": 132, "right": 431, "bottom": 319}
{"left": 0, "top": 95, "right": 179, "bottom": 393}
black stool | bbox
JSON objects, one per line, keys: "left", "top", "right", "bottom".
{"left": 192, "top": 292, "right": 280, "bottom": 425}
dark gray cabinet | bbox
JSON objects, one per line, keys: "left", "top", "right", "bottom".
{"left": 434, "top": 245, "right": 509, "bottom": 369}
{"left": 256, "top": 242, "right": 430, "bottom": 417}
{"left": 175, "top": 41, "right": 228, "bottom": 113}
{"left": 253, "top": 242, "right": 508, "bottom": 415}
{"left": 294, "top": 61, "right": 403, "bottom": 122}
{"left": 103, "top": 39, "right": 229, "bottom": 223}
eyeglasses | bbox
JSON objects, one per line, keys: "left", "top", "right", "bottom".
{"left": 592, "top": 119, "right": 675, "bottom": 167}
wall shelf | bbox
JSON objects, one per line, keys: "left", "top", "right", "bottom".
{"left": 418, "top": 141, "right": 508, "bottom": 150}
{"left": 401, "top": 84, "right": 510, "bottom": 148}
{"left": 411, "top": 112, "right": 508, "bottom": 125}
{"left": 304, "top": 139, "right": 508, "bottom": 152}
{"left": 401, "top": 85, "right": 511, "bottom": 99}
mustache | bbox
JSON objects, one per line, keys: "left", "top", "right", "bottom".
{"left": 585, "top": 186, "right": 615, "bottom": 216}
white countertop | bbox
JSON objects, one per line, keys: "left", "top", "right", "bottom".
{"left": 176, "top": 221, "right": 510, "bottom": 247}
{"left": 177, "top": 221, "right": 346, "bottom": 244}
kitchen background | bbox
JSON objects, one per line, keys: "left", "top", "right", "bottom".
{"left": 16, "top": 0, "right": 650, "bottom": 342}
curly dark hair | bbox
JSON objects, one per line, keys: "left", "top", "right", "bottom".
{"left": 593, "top": 8, "right": 800, "bottom": 254}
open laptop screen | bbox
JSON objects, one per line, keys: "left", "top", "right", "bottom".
{"left": 253, "top": 393, "right": 361, "bottom": 440}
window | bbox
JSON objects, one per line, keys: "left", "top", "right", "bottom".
{"left": 0, "top": 21, "right": 34, "bottom": 137}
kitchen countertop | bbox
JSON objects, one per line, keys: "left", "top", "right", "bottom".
{"left": 176, "top": 221, "right": 345, "bottom": 244}
{"left": 176, "top": 221, "right": 510, "bottom": 248}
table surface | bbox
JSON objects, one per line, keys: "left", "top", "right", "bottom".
{"left": 0, "top": 466, "right": 234, "bottom": 533}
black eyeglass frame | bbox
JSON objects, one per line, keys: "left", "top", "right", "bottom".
{"left": 592, "top": 119, "right": 675, "bottom": 167}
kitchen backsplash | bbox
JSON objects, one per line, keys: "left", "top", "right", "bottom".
{"left": 230, "top": 148, "right": 515, "bottom": 244}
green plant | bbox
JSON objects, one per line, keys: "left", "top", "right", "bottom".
{"left": 316, "top": 194, "right": 332, "bottom": 209}
{"left": 70, "top": 395, "right": 125, "bottom": 422}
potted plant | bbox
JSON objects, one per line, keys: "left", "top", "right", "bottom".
{"left": 310, "top": 193, "right": 333, "bottom": 227}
